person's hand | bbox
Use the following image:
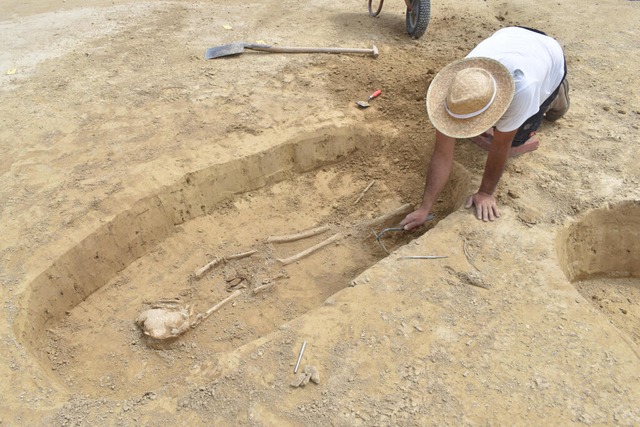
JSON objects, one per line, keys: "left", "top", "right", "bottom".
{"left": 465, "top": 192, "right": 500, "bottom": 221}
{"left": 400, "top": 208, "right": 431, "bottom": 231}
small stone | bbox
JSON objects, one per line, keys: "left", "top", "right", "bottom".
{"left": 301, "top": 373, "right": 311, "bottom": 386}
{"left": 305, "top": 365, "right": 320, "bottom": 384}
{"left": 290, "top": 373, "right": 307, "bottom": 387}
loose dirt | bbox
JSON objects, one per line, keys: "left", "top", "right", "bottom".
{"left": 1, "top": 0, "right": 639, "bottom": 425}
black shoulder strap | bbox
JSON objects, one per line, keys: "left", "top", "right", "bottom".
{"left": 516, "top": 26, "right": 547, "bottom": 36}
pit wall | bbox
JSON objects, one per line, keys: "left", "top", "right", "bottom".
{"left": 14, "top": 126, "right": 376, "bottom": 359}
{"left": 556, "top": 200, "right": 640, "bottom": 282}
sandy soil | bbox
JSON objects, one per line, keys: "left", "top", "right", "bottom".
{"left": 1, "top": 0, "right": 639, "bottom": 425}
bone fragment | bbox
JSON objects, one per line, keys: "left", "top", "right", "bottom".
{"left": 189, "top": 289, "right": 242, "bottom": 329}
{"left": 277, "top": 233, "right": 342, "bottom": 265}
{"left": 147, "top": 297, "right": 183, "bottom": 308}
{"left": 231, "top": 284, "right": 247, "bottom": 292}
{"left": 366, "top": 203, "right": 413, "bottom": 228}
{"left": 226, "top": 277, "right": 246, "bottom": 291}
{"left": 203, "top": 289, "right": 242, "bottom": 319}
{"left": 194, "top": 257, "right": 223, "bottom": 280}
{"left": 225, "top": 250, "right": 257, "bottom": 261}
{"left": 354, "top": 179, "right": 375, "bottom": 204}
{"left": 253, "top": 283, "right": 276, "bottom": 295}
{"left": 267, "top": 225, "right": 330, "bottom": 243}
{"left": 253, "top": 273, "right": 287, "bottom": 295}
{"left": 463, "top": 239, "right": 480, "bottom": 271}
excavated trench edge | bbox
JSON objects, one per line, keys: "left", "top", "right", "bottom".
{"left": 14, "top": 126, "right": 376, "bottom": 362}
{"left": 14, "top": 123, "right": 475, "bottom": 390}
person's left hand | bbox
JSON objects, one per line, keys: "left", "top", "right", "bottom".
{"left": 465, "top": 191, "right": 500, "bottom": 221}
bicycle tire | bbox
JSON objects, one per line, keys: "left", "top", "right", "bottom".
{"left": 368, "top": 0, "right": 384, "bottom": 17}
{"left": 406, "top": 0, "right": 430, "bottom": 38}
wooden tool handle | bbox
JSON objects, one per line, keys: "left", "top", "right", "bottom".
{"left": 245, "top": 44, "right": 379, "bottom": 57}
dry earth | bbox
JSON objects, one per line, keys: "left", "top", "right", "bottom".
{"left": 1, "top": 0, "right": 639, "bottom": 425}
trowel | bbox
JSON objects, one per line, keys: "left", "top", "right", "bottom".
{"left": 356, "top": 89, "right": 382, "bottom": 108}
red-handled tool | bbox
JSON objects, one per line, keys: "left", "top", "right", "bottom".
{"left": 356, "top": 89, "right": 382, "bottom": 108}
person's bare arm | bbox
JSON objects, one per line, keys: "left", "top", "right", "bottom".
{"left": 401, "top": 130, "right": 456, "bottom": 230}
{"left": 465, "top": 128, "right": 516, "bottom": 221}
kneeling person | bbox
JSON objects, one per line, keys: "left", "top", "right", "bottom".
{"left": 402, "top": 26, "right": 569, "bottom": 229}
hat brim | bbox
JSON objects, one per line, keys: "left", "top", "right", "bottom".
{"left": 426, "top": 57, "right": 515, "bottom": 139}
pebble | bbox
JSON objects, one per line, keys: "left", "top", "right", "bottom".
{"left": 290, "top": 373, "right": 307, "bottom": 387}
{"left": 305, "top": 365, "right": 320, "bottom": 384}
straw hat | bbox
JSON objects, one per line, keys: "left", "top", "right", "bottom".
{"left": 426, "top": 57, "right": 515, "bottom": 138}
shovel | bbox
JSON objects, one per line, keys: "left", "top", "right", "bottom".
{"left": 205, "top": 42, "right": 379, "bottom": 60}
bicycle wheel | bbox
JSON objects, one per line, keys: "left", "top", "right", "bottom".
{"left": 368, "top": 0, "right": 384, "bottom": 17}
{"left": 406, "top": 0, "right": 430, "bottom": 38}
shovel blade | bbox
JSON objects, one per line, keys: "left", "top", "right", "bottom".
{"left": 205, "top": 42, "right": 248, "bottom": 59}
{"left": 356, "top": 101, "right": 370, "bottom": 108}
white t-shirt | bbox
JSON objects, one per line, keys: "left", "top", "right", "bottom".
{"left": 466, "top": 27, "right": 566, "bottom": 132}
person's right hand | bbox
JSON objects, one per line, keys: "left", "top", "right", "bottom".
{"left": 400, "top": 208, "right": 431, "bottom": 231}
{"left": 465, "top": 191, "right": 499, "bottom": 221}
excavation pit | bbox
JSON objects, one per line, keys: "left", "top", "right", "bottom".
{"left": 557, "top": 201, "right": 640, "bottom": 344}
{"left": 15, "top": 126, "right": 471, "bottom": 397}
